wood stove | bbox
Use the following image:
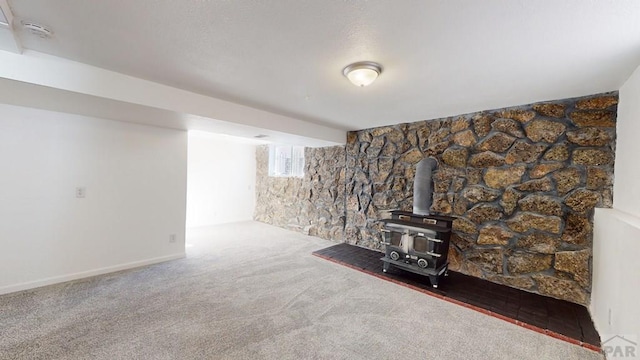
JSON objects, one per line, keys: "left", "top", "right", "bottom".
{"left": 381, "top": 211, "right": 454, "bottom": 288}
{"left": 379, "top": 157, "right": 454, "bottom": 288}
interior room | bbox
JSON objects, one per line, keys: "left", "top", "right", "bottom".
{"left": 1, "top": 1, "right": 639, "bottom": 359}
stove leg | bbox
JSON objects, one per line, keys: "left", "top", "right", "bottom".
{"left": 383, "top": 262, "right": 390, "bottom": 273}
{"left": 429, "top": 275, "right": 439, "bottom": 288}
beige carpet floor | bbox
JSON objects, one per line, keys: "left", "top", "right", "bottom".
{"left": 0, "top": 221, "right": 603, "bottom": 360}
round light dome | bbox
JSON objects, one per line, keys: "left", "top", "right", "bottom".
{"left": 342, "top": 61, "right": 382, "bottom": 87}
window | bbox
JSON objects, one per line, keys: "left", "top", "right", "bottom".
{"left": 268, "top": 144, "right": 305, "bottom": 177}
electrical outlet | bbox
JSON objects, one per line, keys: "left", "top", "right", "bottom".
{"left": 75, "top": 187, "right": 86, "bottom": 198}
{"left": 169, "top": 234, "right": 177, "bottom": 243}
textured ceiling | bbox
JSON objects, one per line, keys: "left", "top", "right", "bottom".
{"left": 7, "top": 0, "right": 640, "bottom": 131}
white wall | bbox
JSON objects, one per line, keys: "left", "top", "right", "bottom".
{"left": 590, "top": 64, "right": 640, "bottom": 344}
{"left": 592, "top": 210, "right": 640, "bottom": 339}
{"left": 186, "top": 131, "right": 256, "bottom": 228}
{"left": 0, "top": 104, "right": 188, "bottom": 294}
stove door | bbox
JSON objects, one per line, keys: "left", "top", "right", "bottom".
{"left": 411, "top": 230, "right": 438, "bottom": 254}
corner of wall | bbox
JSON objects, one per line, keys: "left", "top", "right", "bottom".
{"left": 254, "top": 144, "right": 347, "bottom": 242}
{"left": 590, "top": 62, "right": 640, "bottom": 345}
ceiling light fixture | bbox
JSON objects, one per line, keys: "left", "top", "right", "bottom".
{"left": 342, "top": 61, "right": 382, "bottom": 87}
{"left": 22, "top": 22, "right": 53, "bottom": 38}
{"left": 0, "top": 1, "right": 12, "bottom": 27}
{"left": 0, "top": 9, "right": 7, "bottom": 27}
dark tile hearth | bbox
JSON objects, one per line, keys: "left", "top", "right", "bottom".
{"left": 313, "top": 243, "right": 601, "bottom": 351}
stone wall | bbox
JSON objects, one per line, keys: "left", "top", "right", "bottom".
{"left": 254, "top": 145, "right": 346, "bottom": 241}
{"left": 254, "top": 93, "right": 617, "bottom": 305}
{"left": 344, "top": 92, "right": 617, "bottom": 305}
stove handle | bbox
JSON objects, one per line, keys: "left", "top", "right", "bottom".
{"left": 426, "top": 251, "right": 441, "bottom": 258}
{"left": 380, "top": 229, "right": 391, "bottom": 245}
{"left": 416, "top": 233, "right": 442, "bottom": 243}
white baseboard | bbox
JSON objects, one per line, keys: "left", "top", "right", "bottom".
{"left": 0, "top": 252, "right": 186, "bottom": 295}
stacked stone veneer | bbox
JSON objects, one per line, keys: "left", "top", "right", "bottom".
{"left": 344, "top": 93, "right": 617, "bottom": 305}
{"left": 255, "top": 145, "right": 346, "bottom": 240}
